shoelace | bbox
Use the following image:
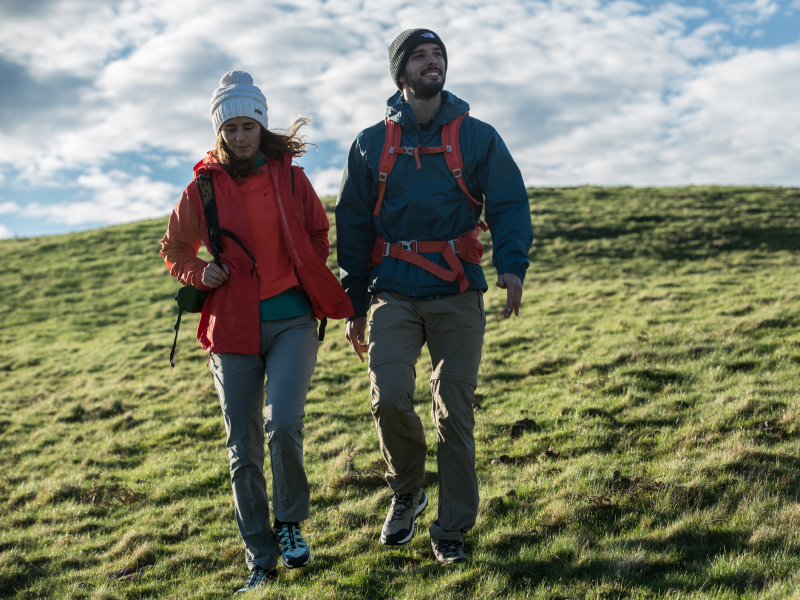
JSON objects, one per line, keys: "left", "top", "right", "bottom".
{"left": 437, "top": 539, "right": 464, "bottom": 558}
{"left": 276, "top": 524, "right": 307, "bottom": 552}
{"left": 244, "top": 568, "right": 269, "bottom": 588}
{"left": 389, "top": 493, "right": 414, "bottom": 522}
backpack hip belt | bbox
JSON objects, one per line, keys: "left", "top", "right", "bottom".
{"left": 370, "top": 223, "right": 488, "bottom": 293}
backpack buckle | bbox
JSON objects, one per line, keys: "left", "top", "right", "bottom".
{"left": 381, "top": 242, "right": 391, "bottom": 257}
{"left": 403, "top": 147, "right": 416, "bottom": 156}
{"left": 448, "top": 240, "right": 461, "bottom": 254}
{"left": 379, "top": 172, "right": 387, "bottom": 182}
{"left": 452, "top": 168, "right": 463, "bottom": 178}
{"left": 399, "top": 240, "right": 417, "bottom": 253}
{"left": 446, "top": 145, "right": 452, "bottom": 152}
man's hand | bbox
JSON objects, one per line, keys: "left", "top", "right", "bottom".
{"left": 496, "top": 273, "right": 523, "bottom": 318}
{"left": 345, "top": 317, "right": 369, "bottom": 363}
{"left": 202, "top": 263, "right": 230, "bottom": 288}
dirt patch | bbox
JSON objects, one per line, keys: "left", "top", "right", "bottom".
{"left": 81, "top": 471, "right": 139, "bottom": 506}
{"left": 108, "top": 566, "right": 148, "bottom": 581}
{"left": 324, "top": 450, "right": 386, "bottom": 491}
{"left": 491, "top": 454, "right": 536, "bottom": 466}
{"left": 18, "top": 393, "right": 46, "bottom": 407}
{"left": 571, "top": 474, "right": 669, "bottom": 510}
{"left": 508, "top": 418, "right": 540, "bottom": 438}
{"left": 751, "top": 419, "right": 787, "bottom": 437}
{"left": 542, "top": 447, "right": 560, "bottom": 459}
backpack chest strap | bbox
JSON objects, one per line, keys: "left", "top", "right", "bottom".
{"left": 389, "top": 145, "right": 450, "bottom": 170}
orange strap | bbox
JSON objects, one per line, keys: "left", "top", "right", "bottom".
{"left": 386, "top": 240, "right": 469, "bottom": 293}
{"left": 443, "top": 114, "right": 482, "bottom": 209}
{"left": 374, "top": 118, "right": 402, "bottom": 216}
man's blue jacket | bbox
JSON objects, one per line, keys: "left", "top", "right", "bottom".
{"left": 335, "top": 90, "right": 533, "bottom": 319}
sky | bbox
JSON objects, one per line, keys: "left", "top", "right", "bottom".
{"left": 0, "top": 0, "right": 798, "bottom": 239}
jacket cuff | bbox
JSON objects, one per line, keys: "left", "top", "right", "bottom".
{"left": 192, "top": 270, "right": 213, "bottom": 291}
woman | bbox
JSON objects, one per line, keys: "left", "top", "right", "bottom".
{"left": 160, "top": 71, "right": 353, "bottom": 593}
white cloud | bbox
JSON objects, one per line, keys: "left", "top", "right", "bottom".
{"left": 0, "top": 0, "right": 798, "bottom": 232}
{"left": 0, "top": 202, "right": 20, "bottom": 215}
{"left": 517, "top": 44, "right": 800, "bottom": 185}
{"left": 310, "top": 167, "right": 346, "bottom": 198}
{"left": 722, "top": 0, "right": 780, "bottom": 27}
{"left": 19, "top": 169, "right": 180, "bottom": 226}
{"left": 0, "top": 222, "right": 12, "bottom": 239}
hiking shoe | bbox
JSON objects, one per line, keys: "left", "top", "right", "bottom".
{"left": 380, "top": 489, "right": 428, "bottom": 545}
{"left": 274, "top": 521, "right": 311, "bottom": 568}
{"left": 431, "top": 538, "right": 469, "bottom": 565}
{"left": 235, "top": 567, "right": 277, "bottom": 594}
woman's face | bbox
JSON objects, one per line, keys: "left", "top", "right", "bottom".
{"left": 220, "top": 117, "right": 262, "bottom": 160}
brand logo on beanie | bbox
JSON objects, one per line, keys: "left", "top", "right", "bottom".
{"left": 421, "top": 32, "right": 435, "bottom": 38}
{"left": 255, "top": 109, "right": 263, "bottom": 115}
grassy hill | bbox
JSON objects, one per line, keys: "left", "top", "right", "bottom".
{"left": 1, "top": 186, "right": 799, "bottom": 599}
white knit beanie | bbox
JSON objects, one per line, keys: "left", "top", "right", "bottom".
{"left": 210, "top": 71, "right": 269, "bottom": 133}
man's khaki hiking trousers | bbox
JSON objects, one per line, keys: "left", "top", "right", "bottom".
{"left": 368, "top": 290, "right": 486, "bottom": 543}
{"left": 209, "top": 313, "right": 318, "bottom": 572}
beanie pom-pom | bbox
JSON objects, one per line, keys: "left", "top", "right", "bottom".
{"left": 219, "top": 70, "right": 253, "bottom": 87}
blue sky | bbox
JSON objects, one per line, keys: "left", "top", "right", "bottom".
{"left": 0, "top": 0, "right": 798, "bottom": 238}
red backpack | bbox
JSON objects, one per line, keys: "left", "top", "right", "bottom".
{"left": 370, "top": 113, "right": 488, "bottom": 293}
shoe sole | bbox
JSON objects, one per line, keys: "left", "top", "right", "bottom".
{"left": 381, "top": 490, "right": 429, "bottom": 546}
{"left": 280, "top": 552, "right": 311, "bottom": 569}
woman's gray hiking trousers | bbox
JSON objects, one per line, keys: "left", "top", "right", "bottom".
{"left": 209, "top": 313, "right": 318, "bottom": 571}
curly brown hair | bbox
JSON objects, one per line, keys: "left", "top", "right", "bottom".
{"left": 212, "top": 117, "right": 309, "bottom": 179}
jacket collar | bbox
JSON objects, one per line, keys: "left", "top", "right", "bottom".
{"left": 385, "top": 90, "right": 470, "bottom": 135}
{"left": 192, "top": 151, "right": 292, "bottom": 177}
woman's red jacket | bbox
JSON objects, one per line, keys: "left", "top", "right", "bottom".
{"left": 160, "top": 153, "right": 354, "bottom": 355}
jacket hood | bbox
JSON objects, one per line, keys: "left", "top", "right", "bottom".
{"left": 385, "top": 90, "right": 470, "bottom": 130}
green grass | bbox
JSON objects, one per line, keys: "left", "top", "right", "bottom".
{"left": 1, "top": 186, "right": 800, "bottom": 599}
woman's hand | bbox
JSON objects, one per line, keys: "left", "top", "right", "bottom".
{"left": 202, "top": 263, "right": 230, "bottom": 288}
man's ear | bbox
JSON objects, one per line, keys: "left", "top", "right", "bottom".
{"left": 398, "top": 73, "right": 406, "bottom": 87}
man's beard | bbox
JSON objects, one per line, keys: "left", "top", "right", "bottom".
{"left": 403, "top": 68, "right": 445, "bottom": 100}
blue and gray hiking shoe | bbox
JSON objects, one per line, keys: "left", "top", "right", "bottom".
{"left": 235, "top": 567, "right": 277, "bottom": 594}
{"left": 380, "top": 489, "right": 428, "bottom": 545}
{"left": 274, "top": 521, "right": 311, "bottom": 568}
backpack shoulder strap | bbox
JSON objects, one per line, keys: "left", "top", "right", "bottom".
{"left": 373, "top": 118, "right": 402, "bottom": 216}
{"left": 196, "top": 172, "right": 223, "bottom": 267}
{"left": 442, "top": 113, "right": 482, "bottom": 210}
{"left": 196, "top": 171, "right": 257, "bottom": 272}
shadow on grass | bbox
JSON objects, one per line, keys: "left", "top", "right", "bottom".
{"left": 478, "top": 526, "right": 766, "bottom": 597}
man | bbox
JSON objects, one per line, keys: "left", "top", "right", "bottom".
{"left": 335, "top": 28, "right": 533, "bottom": 565}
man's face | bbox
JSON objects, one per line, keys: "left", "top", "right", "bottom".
{"left": 399, "top": 43, "right": 446, "bottom": 100}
